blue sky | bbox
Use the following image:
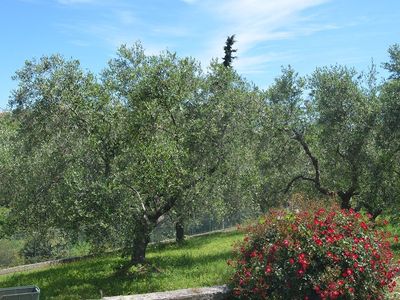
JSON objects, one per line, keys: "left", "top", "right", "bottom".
{"left": 0, "top": 0, "right": 399, "bottom": 110}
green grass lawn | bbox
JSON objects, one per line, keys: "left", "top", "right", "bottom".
{"left": 1, "top": 226, "right": 399, "bottom": 300}
{"left": 0, "top": 230, "right": 244, "bottom": 300}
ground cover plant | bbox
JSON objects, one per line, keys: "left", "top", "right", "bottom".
{"left": 0, "top": 230, "right": 243, "bottom": 299}
{"left": 229, "top": 204, "right": 400, "bottom": 299}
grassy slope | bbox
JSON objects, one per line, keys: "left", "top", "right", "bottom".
{"left": 0, "top": 231, "right": 244, "bottom": 300}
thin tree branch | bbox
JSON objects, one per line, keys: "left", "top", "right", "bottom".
{"left": 283, "top": 174, "right": 316, "bottom": 193}
{"left": 291, "top": 129, "right": 333, "bottom": 196}
{"left": 336, "top": 145, "right": 347, "bottom": 160}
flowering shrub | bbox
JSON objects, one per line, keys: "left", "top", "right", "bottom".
{"left": 228, "top": 204, "right": 399, "bottom": 299}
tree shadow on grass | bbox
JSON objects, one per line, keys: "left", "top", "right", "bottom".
{"left": 150, "top": 230, "right": 242, "bottom": 253}
{"left": 151, "top": 250, "right": 232, "bottom": 270}
{"left": 0, "top": 248, "right": 235, "bottom": 299}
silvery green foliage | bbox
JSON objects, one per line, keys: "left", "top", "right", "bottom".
{"left": 257, "top": 58, "right": 398, "bottom": 217}
{"left": 7, "top": 43, "right": 262, "bottom": 264}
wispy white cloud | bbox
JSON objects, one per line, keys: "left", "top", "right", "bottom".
{"left": 186, "top": 0, "right": 335, "bottom": 73}
{"left": 56, "top": 0, "right": 338, "bottom": 75}
{"left": 151, "top": 26, "right": 189, "bottom": 37}
{"left": 114, "top": 10, "right": 136, "bottom": 25}
{"left": 199, "top": 0, "right": 332, "bottom": 51}
{"left": 69, "top": 39, "right": 91, "bottom": 47}
{"left": 235, "top": 52, "right": 294, "bottom": 75}
{"left": 181, "top": 0, "right": 198, "bottom": 4}
{"left": 57, "top": 0, "right": 97, "bottom": 4}
{"left": 61, "top": 22, "right": 167, "bottom": 55}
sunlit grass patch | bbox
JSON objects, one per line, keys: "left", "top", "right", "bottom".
{"left": 0, "top": 230, "right": 243, "bottom": 299}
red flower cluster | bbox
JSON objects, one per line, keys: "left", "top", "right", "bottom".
{"left": 229, "top": 204, "right": 399, "bottom": 299}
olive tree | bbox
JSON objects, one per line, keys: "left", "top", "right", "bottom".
{"left": 161, "top": 59, "right": 263, "bottom": 242}
{"left": 8, "top": 44, "right": 204, "bottom": 265}
{"left": 102, "top": 44, "right": 204, "bottom": 265}
{"left": 7, "top": 54, "right": 121, "bottom": 253}
{"left": 258, "top": 64, "right": 387, "bottom": 216}
{"left": 376, "top": 44, "right": 400, "bottom": 215}
{"left": 0, "top": 112, "right": 18, "bottom": 237}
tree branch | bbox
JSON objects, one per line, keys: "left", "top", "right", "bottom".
{"left": 336, "top": 145, "right": 347, "bottom": 160}
{"left": 148, "top": 195, "right": 178, "bottom": 225}
{"left": 120, "top": 182, "right": 153, "bottom": 226}
{"left": 291, "top": 130, "right": 332, "bottom": 196}
{"left": 284, "top": 174, "right": 316, "bottom": 193}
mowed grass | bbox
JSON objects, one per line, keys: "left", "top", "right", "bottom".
{"left": 0, "top": 230, "right": 244, "bottom": 300}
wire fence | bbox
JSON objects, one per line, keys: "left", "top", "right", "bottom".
{"left": 0, "top": 208, "right": 260, "bottom": 270}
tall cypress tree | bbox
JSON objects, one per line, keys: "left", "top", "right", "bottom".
{"left": 223, "top": 35, "right": 237, "bottom": 67}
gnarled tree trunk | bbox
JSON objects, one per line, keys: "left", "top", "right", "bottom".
{"left": 338, "top": 191, "right": 352, "bottom": 210}
{"left": 131, "top": 235, "right": 149, "bottom": 265}
{"left": 130, "top": 222, "right": 151, "bottom": 265}
{"left": 124, "top": 194, "right": 178, "bottom": 267}
{"left": 175, "top": 219, "right": 185, "bottom": 242}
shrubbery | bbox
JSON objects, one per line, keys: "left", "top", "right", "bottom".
{"left": 229, "top": 204, "right": 399, "bottom": 299}
{"left": 0, "top": 239, "right": 24, "bottom": 267}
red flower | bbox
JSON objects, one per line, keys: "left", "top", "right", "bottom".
{"left": 229, "top": 205, "right": 400, "bottom": 299}
{"left": 330, "top": 290, "right": 340, "bottom": 299}
{"left": 360, "top": 222, "right": 368, "bottom": 231}
{"left": 265, "top": 265, "right": 272, "bottom": 274}
{"left": 342, "top": 268, "right": 353, "bottom": 277}
{"left": 314, "top": 218, "right": 322, "bottom": 226}
{"left": 326, "top": 236, "right": 334, "bottom": 244}
{"left": 313, "top": 235, "right": 323, "bottom": 246}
